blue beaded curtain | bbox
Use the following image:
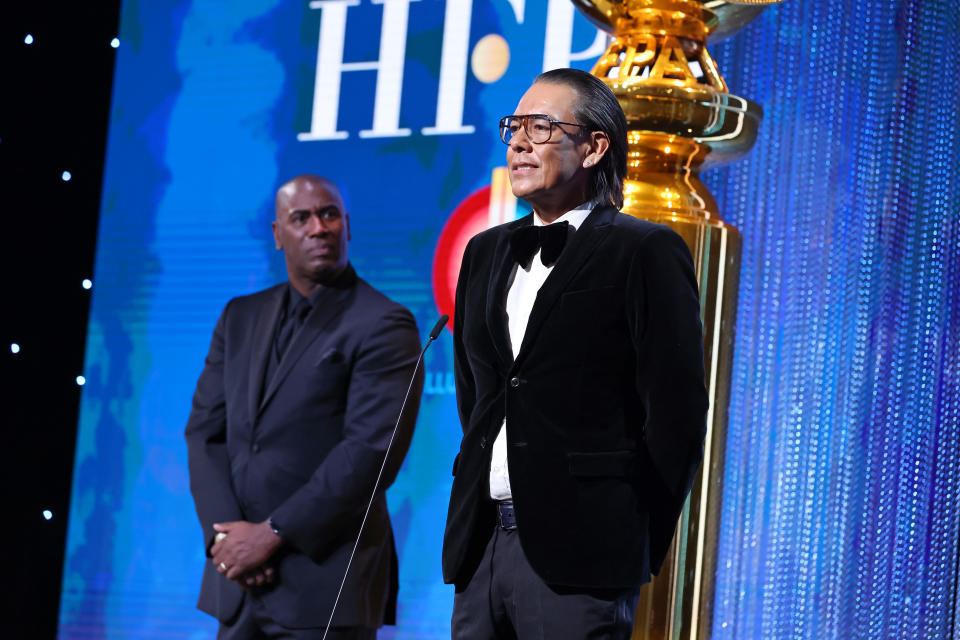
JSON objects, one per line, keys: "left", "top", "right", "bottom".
{"left": 703, "top": 1, "right": 960, "bottom": 637}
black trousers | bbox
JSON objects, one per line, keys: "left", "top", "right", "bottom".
{"left": 452, "top": 525, "right": 640, "bottom": 640}
{"left": 217, "top": 593, "right": 377, "bottom": 640}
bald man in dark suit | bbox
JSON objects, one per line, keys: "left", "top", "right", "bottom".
{"left": 186, "top": 175, "right": 423, "bottom": 639}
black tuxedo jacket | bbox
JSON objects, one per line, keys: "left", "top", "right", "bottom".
{"left": 185, "top": 266, "right": 423, "bottom": 628}
{"left": 442, "top": 205, "right": 708, "bottom": 590}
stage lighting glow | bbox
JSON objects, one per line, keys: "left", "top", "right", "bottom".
{"left": 111, "top": 38, "right": 119, "bottom": 48}
{"left": 24, "top": 34, "right": 34, "bottom": 45}
{"left": 10, "top": 343, "right": 20, "bottom": 354}
{"left": 43, "top": 510, "right": 53, "bottom": 520}
{"left": 76, "top": 375, "right": 86, "bottom": 386}
{"left": 62, "top": 171, "right": 72, "bottom": 182}
{"left": 82, "top": 279, "right": 92, "bottom": 290}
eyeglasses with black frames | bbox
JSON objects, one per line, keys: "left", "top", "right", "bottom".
{"left": 498, "top": 114, "right": 589, "bottom": 145}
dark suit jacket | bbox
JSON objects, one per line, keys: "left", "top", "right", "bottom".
{"left": 185, "top": 265, "right": 423, "bottom": 628}
{"left": 442, "top": 205, "right": 708, "bottom": 590}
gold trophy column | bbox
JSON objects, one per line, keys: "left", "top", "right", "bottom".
{"left": 570, "top": 1, "right": 783, "bottom": 638}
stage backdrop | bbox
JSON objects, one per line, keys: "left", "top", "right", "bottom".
{"left": 59, "top": 1, "right": 959, "bottom": 638}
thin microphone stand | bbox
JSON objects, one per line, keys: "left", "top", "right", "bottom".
{"left": 321, "top": 314, "right": 448, "bottom": 639}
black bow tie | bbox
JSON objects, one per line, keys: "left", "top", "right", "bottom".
{"left": 509, "top": 221, "right": 570, "bottom": 267}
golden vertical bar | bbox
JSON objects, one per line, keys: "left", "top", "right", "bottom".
{"left": 568, "top": 0, "right": 782, "bottom": 636}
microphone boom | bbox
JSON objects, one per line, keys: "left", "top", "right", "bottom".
{"left": 321, "top": 314, "right": 447, "bottom": 638}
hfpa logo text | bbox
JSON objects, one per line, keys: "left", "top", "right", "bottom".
{"left": 297, "top": 0, "right": 607, "bottom": 141}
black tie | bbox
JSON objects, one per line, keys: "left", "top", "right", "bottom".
{"left": 509, "top": 221, "right": 570, "bottom": 267}
{"left": 275, "top": 297, "right": 312, "bottom": 361}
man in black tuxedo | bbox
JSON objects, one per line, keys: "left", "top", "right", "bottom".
{"left": 185, "top": 175, "right": 423, "bottom": 639}
{"left": 443, "top": 69, "right": 708, "bottom": 638}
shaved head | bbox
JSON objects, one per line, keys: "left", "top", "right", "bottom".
{"left": 275, "top": 174, "right": 345, "bottom": 219}
{"left": 272, "top": 174, "right": 351, "bottom": 295}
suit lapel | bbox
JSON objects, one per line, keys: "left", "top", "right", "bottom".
{"left": 513, "top": 205, "right": 616, "bottom": 367}
{"left": 258, "top": 268, "right": 358, "bottom": 414}
{"left": 247, "top": 285, "right": 286, "bottom": 421}
{"left": 487, "top": 215, "right": 531, "bottom": 370}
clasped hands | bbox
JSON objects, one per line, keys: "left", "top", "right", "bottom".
{"left": 211, "top": 520, "right": 283, "bottom": 590}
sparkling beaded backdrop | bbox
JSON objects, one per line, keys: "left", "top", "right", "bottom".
{"left": 703, "top": 2, "right": 960, "bottom": 638}
{"left": 58, "top": 0, "right": 959, "bottom": 638}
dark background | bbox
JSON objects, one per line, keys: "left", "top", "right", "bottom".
{"left": 3, "top": 3, "right": 121, "bottom": 636}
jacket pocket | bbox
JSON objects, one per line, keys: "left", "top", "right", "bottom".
{"left": 557, "top": 287, "right": 624, "bottom": 339}
{"left": 559, "top": 286, "right": 621, "bottom": 307}
{"left": 567, "top": 450, "right": 635, "bottom": 478}
{"left": 315, "top": 347, "right": 345, "bottom": 365}
{"left": 304, "top": 358, "right": 348, "bottom": 400}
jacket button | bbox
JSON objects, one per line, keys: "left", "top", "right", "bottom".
{"left": 252, "top": 443, "right": 261, "bottom": 453}
{"left": 509, "top": 377, "right": 520, "bottom": 388}
{"left": 480, "top": 436, "right": 487, "bottom": 448}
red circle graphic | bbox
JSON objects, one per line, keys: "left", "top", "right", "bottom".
{"left": 432, "top": 185, "right": 493, "bottom": 331}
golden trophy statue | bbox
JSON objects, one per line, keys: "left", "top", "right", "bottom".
{"left": 567, "top": 1, "right": 784, "bottom": 638}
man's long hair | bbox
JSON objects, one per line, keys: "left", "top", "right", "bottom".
{"left": 535, "top": 68, "right": 627, "bottom": 209}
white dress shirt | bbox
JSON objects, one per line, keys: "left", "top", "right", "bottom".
{"left": 488, "top": 203, "right": 595, "bottom": 500}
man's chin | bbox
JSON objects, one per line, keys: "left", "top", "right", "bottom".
{"left": 308, "top": 262, "right": 345, "bottom": 285}
{"left": 510, "top": 183, "right": 540, "bottom": 203}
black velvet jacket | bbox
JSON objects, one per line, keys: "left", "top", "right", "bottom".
{"left": 442, "top": 205, "right": 708, "bottom": 590}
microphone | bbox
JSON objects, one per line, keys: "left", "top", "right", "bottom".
{"left": 428, "top": 314, "right": 449, "bottom": 340}
{"left": 321, "top": 314, "right": 448, "bottom": 639}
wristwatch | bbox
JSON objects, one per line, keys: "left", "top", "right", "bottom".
{"left": 267, "top": 516, "right": 282, "bottom": 538}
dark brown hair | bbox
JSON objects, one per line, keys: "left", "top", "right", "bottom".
{"left": 535, "top": 68, "right": 627, "bottom": 209}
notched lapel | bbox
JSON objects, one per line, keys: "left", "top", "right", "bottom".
{"left": 486, "top": 216, "right": 530, "bottom": 369}
{"left": 259, "top": 273, "right": 358, "bottom": 414}
{"left": 247, "top": 286, "right": 286, "bottom": 422}
{"left": 514, "top": 206, "right": 616, "bottom": 367}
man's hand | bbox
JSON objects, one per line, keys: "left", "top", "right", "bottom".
{"left": 238, "top": 566, "right": 276, "bottom": 591}
{"left": 210, "top": 520, "right": 283, "bottom": 581}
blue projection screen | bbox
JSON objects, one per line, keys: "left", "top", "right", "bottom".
{"left": 59, "top": 1, "right": 960, "bottom": 638}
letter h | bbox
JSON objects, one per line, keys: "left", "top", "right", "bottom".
{"left": 299, "top": 0, "right": 417, "bottom": 141}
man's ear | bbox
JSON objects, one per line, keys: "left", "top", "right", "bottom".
{"left": 345, "top": 213, "right": 352, "bottom": 242}
{"left": 584, "top": 130, "right": 610, "bottom": 167}
{"left": 272, "top": 220, "right": 282, "bottom": 250}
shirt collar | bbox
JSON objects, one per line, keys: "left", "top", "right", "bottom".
{"left": 532, "top": 199, "right": 600, "bottom": 231}
{"left": 285, "top": 264, "right": 354, "bottom": 314}
{"left": 285, "top": 284, "right": 306, "bottom": 315}
{"left": 285, "top": 283, "right": 326, "bottom": 315}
